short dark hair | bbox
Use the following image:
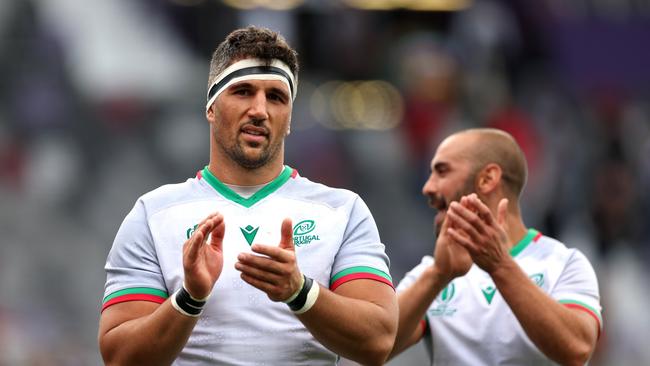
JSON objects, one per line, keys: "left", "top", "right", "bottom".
{"left": 207, "top": 26, "right": 299, "bottom": 91}
{"left": 461, "top": 128, "right": 528, "bottom": 198}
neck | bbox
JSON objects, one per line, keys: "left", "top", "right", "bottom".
{"left": 208, "top": 148, "right": 285, "bottom": 186}
{"left": 208, "top": 159, "right": 284, "bottom": 186}
{"left": 504, "top": 204, "right": 528, "bottom": 250}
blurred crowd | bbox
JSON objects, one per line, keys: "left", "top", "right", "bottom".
{"left": 1, "top": 0, "right": 649, "bottom": 365}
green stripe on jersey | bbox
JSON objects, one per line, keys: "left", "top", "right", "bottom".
{"left": 510, "top": 229, "right": 539, "bottom": 257}
{"left": 201, "top": 166, "right": 293, "bottom": 208}
{"left": 559, "top": 299, "right": 603, "bottom": 323}
{"left": 330, "top": 266, "right": 392, "bottom": 283}
{"left": 103, "top": 287, "right": 168, "bottom": 303}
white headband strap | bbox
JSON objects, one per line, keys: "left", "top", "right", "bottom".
{"left": 205, "top": 59, "right": 296, "bottom": 111}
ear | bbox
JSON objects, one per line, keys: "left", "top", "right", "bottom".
{"left": 286, "top": 115, "right": 292, "bottom": 136}
{"left": 477, "top": 163, "right": 502, "bottom": 195}
{"left": 206, "top": 104, "right": 216, "bottom": 122}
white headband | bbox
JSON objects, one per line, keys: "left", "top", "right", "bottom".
{"left": 205, "top": 58, "right": 297, "bottom": 111}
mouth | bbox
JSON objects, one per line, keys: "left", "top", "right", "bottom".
{"left": 241, "top": 124, "right": 268, "bottom": 136}
{"left": 240, "top": 124, "right": 269, "bottom": 144}
{"left": 428, "top": 194, "right": 448, "bottom": 212}
{"left": 428, "top": 195, "right": 448, "bottom": 233}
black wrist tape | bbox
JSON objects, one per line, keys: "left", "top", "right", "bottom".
{"left": 287, "top": 275, "right": 313, "bottom": 312}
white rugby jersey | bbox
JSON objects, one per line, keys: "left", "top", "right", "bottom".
{"left": 397, "top": 229, "right": 602, "bottom": 366}
{"left": 102, "top": 166, "right": 393, "bottom": 366}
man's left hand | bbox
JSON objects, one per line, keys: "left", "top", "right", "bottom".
{"left": 235, "top": 218, "right": 304, "bottom": 302}
{"left": 446, "top": 194, "right": 511, "bottom": 274}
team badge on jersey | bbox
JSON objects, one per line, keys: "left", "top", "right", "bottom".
{"left": 292, "top": 219, "right": 320, "bottom": 247}
{"left": 429, "top": 283, "right": 457, "bottom": 316}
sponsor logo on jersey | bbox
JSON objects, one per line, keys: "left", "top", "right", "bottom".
{"left": 240, "top": 225, "right": 259, "bottom": 246}
{"left": 429, "top": 283, "right": 457, "bottom": 316}
{"left": 186, "top": 224, "right": 198, "bottom": 239}
{"left": 292, "top": 219, "right": 320, "bottom": 247}
{"left": 481, "top": 285, "right": 497, "bottom": 304}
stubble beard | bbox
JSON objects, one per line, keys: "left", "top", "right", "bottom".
{"left": 220, "top": 132, "right": 283, "bottom": 170}
{"left": 434, "top": 175, "right": 477, "bottom": 238}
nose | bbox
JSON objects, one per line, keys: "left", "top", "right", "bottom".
{"left": 248, "top": 91, "right": 269, "bottom": 120}
{"left": 422, "top": 173, "right": 437, "bottom": 197}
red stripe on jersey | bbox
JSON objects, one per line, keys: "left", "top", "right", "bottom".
{"left": 533, "top": 231, "right": 542, "bottom": 242}
{"left": 563, "top": 303, "right": 602, "bottom": 339}
{"left": 101, "top": 294, "right": 166, "bottom": 312}
{"left": 291, "top": 169, "right": 298, "bottom": 178}
{"left": 330, "top": 273, "right": 394, "bottom": 291}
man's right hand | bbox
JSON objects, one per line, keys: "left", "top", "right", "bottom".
{"left": 432, "top": 198, "right": 472, "bottom": 284}
{"left": 183, "top": 213, "right": 226, "bottom": 299}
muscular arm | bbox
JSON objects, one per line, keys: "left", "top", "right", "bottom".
{"left": 297, "top": 280, "right": 398, "bottom": 366}
{"left": 447, "top": 196, "right": 599, "bottom": 365}
{"left": 389, "top": 209, "right": 473, "bottom": 360}
{"left": 491, "top": 258, "right": 599, "bottom": 366}
{"left": 98, "top": 301, "right": 197, "bottom": 366}
{"left": 388, "top": 265, "right": 443, "bottom": 359}
{"left": 98, "top": 213, "right": 225, "bottom": 365}
{"left": 236, "top": 218, "right": 398, "bottom": 365}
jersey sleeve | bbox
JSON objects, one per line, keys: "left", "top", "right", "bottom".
{"left": 101, "top": 199, "right": 169, "bottom": 312}
{"left": 329, "top": 196, "right": 393, "bottom": 291}
{"left": 551, "top": 250, "right": 603, "bottom": 334}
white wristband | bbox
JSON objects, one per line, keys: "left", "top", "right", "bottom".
{"left": 171, "top": 289, "right": 201, "bottom": 317}
{"left": 170, "top": 285, "right": 208, "bottom": 318}
{"left": 293, "top": 281, "right": 320, "bottom": 315}
{"left": 283, "top": 275, "right": 306, "bottom": 304}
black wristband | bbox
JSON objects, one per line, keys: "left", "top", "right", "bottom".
{"left": 173, "top": 286, "right": 207, "bottom": 317}
{"left": 287, "top": 275, "right": 313, "bottom": 312}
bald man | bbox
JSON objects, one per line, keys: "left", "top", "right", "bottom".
{"left": 389, "top": 128, "right": 602, "bottom": 365}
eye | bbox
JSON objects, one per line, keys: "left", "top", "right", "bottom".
{"left": 434, "top": 164, "right": 449, "bottom": 177}
{"left": 267, "top": 92, "right": 287, "bottom": 104}
{"left": 234, "top": 88, "right": 251, "bottom": 96}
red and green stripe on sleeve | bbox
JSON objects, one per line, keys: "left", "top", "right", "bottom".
{"left": 102, "top": 287, "right": 169, "bottom": 312}
{"left": 559, "top": 299, "right": 603, "bottom": 338}
{"left": 330, "top": 266, "right": 394, "bottom": 291}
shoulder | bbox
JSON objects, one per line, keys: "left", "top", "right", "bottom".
{"left": 282, "top": 174, "right": 361, "bottom": 210}
{"left": 530, "top": 234, "right": 598, "bottom": 279}
{"left": 137, "top": 176, "right": 210, "bottom": 216}
{"left": 535, "top": 234, "right": 591, "bottom": 262}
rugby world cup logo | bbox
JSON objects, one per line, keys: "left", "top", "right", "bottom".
{"left": 429, "top": 282, "right": 457, "bottom": 316}
{"left": 439, "top": 283, "right": 455, "bottom": 304}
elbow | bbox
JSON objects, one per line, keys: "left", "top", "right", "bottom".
{"left": 356, "top": 333, "right": 396, "bottom": 366}
{"left": 99, "top": 335, "right": 133, "bottom": 366}
{"left": 557, "top": 341, "right": 594, "bottom": 366}
{"left": 567, "top": 350, "right": 592, "bottom": 366}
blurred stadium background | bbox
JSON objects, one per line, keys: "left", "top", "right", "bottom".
{"left": 1, "top": 0, "right": 649, "bottom": 364}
